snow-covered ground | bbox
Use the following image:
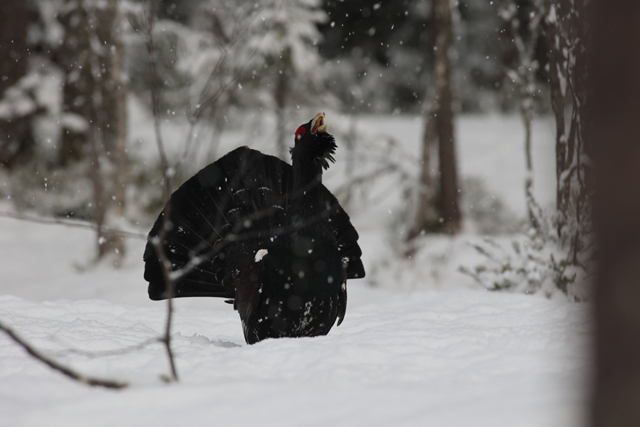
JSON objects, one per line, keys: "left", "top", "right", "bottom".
{"left": 0, "top": 113, "right": 590, "bottom": 426}
{"left": 0, "top": 286, "right": 589, "bottom": 427}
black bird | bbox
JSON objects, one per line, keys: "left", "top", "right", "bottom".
{"left": 143, "top": 113, "right": 365, "bottom": 344}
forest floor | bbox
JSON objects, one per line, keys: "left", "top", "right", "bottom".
{"left": 0, "top": 113, "right": 590, "bottom": 426}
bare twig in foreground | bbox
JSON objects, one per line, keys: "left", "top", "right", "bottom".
{"left": 0, "top": 318, "right": 127, "bottom": 389}
{"left": 142, "top": 0, "right": 178, "bottom": 382}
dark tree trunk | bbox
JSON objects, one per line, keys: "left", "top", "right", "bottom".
{"left": 0, "top": 0, "right": 35, "bottom": 168}
{"left": 274, "top": 71, "right": 289, "bottom": 161}
{"left": 435, "top": 55, "right": 460, "bottom": 233}
{"left": 407, "top": 102, "right": 436, "bottom": 241}
{"left": 58, "top": 0, "right": 94, "bottom": 165}
{"left": 590, "top": 1, "right": 640, "bottom": 426}
{"left": 407, "top": 0, "right": 460, "bottom": 241}
{"left": 96, "top": 0, "right": 129, "bottom": 260}
{"left": 340, "top": 114, "right": 359, "bottom": 211}
{"left": 543, "top": 0, "right": 570, "bottom": 236}
{"left": 57, "top": 0, "right": 129, "bottom": 260}
{"left": 0, "top": 1, "right": 29, "bottom": 98}
{"left": 544, "top": 0, "right": 590, "bottom": 266}
{"left": 433, "top": 0, "right": 461, "bottom": 233}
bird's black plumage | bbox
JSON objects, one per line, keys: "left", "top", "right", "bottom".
{"left": 143, "top": 114, "right": 365, "bottom": 344}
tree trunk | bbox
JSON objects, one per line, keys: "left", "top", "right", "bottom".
{"left": 407, "top": 104, "right": 437, "bottom": 241}
{"left": 522, "top": 110, "right": 539, "bottom": 229}
{"left": 58, "top": 0, "right": 129, "bottom": 261}
{"left": 406, "top": 0, "right": 460, "bottom": 241}
{"left": 0, "top": 0, "right": 35, "bottom": 168}
{"left": 590, "top": 1, "right": 640, "bottom": 426}
{"left": 543, "top": 0, "right": 570, "bottom": 236}
{"left": 340, "top": 114, "right": 359, "bottom": 211}
{"left": 97, "top": 0, "right": 129, "bottom": 261}
{"left": 58, "top": 0, "right": 94, "bottom": 165}
{"left": 274, "top": 71, "right": 289, "bottom": 161}
{"left": 497, "top": 0, "right": 543, "bottom": 230}
{"left": 434, "top": 0, "right": 461, "bottom": 233}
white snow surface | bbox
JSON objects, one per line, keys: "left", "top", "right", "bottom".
{"left": 0, "top": 216, "right": 590, "bottom": 427}
{"left": 0, "top": 289, "right": 590, "bottom": 427}
{"left": 0, "top": 111, "right": 590, "bottom": 426}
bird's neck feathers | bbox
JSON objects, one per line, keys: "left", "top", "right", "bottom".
{"left": 293, "top": 162, "right": 323, "bottom": 193}
{"left": 290, "top": 131, "right": 336, "bottom": 191}
{"left": 290, "top": 163, "right": 325, "bottom": 229}
{"left": 288, "top": 133, "right": 337, "bottom": 237}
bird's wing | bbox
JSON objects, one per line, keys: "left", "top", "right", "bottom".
{"left": 144, "top": 147, "right": 290, "bottom": 301}
{"left": 317, "top": 187, "right": 366, "bottom": 280}
{"left": 144, "top": 146, "right": 365, "bottom": 301}
{"left": 251, "top": 149, "right": 366, "bottom": 279}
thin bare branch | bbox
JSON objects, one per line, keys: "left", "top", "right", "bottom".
{"left": 142, "top": 0, "right": 178, "bottom": 382}
{"left": 0, "top": 318, "right": 128, "bottom": 389}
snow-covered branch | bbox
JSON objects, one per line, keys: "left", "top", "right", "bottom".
{"left": 138, "top": 0, "right": 179, "bottom": 382}
{"left": 495, "top": 0, "right": 544, "bottom": 230}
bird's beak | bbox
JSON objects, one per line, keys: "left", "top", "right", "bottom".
{"left": 310, "top": 112, "right": 327, "bottom": 134}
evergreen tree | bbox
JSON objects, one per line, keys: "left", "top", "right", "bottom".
{"left": 241, "top": 0, "right": 328, "bottom": 159}
{"left": 0, "top": 0, "right": 38, "bottom": 168}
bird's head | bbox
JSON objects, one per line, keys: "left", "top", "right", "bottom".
{"left": 290, "top": 112, "right": 337, "bottom": 170}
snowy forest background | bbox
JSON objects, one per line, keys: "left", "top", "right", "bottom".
{"left": 0, "top": 0, "right": 622, "bottom": 426}
{"left": 0, "top": 0, "right": 591, "bottom": 298}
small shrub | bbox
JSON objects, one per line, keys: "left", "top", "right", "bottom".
{"left": 459, "top": 223, "right": 590, "bottom": 300}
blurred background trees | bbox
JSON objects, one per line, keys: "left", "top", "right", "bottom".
{"left": 241, "top": 0, "right": 328, "bottom": 160}
{"left": 0, "top": 0, "right": 591, "bottom": 290}
{"left": 0, "top": 0, "right": 35, "bottom": 168}
{"left": 8, "top": 1, "right": 640, "bottom": 423}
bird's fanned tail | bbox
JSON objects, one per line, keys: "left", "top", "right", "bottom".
{"left": 144, "top": 146, "right": 364, "bottom": 302}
